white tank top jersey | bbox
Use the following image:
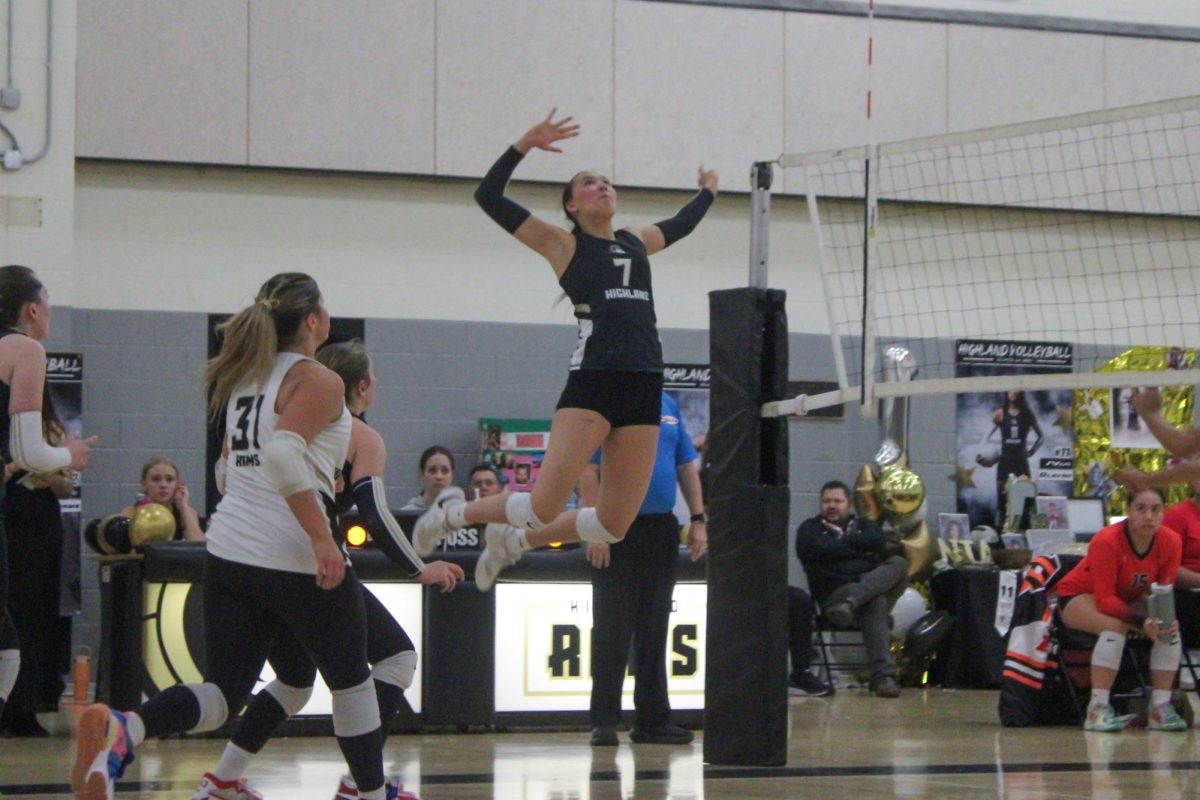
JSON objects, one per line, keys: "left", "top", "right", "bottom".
{"left": 206, "top": 352, "right": 352, "bottom": 574}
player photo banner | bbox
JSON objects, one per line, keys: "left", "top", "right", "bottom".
{"left": 953, "top": 340, "right": 1074, "bottom": 530}
{"left": 47, "top": 352, "right": 83, "bottom": 615}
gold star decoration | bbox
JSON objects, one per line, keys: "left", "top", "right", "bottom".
{"left": 949, "top": 461, "right": 976, "bottom": 490}
{"left": 1053, "top": 404, "right": 1073, "bottom": 432}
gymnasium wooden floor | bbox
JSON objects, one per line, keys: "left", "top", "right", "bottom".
{"left": 3, "top": 689, "right": 1197, "bottom": 799}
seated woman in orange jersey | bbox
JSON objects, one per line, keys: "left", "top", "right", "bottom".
{"left": 1054, "top": 488, "right": 1184, "bottom": 732}
{"left": 1162, "top": 471, "right": 1200, "bottom": 648}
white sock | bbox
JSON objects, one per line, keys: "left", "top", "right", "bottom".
{"left": 1090, "top": 689, "right": 1111, "bottom": 708}
{"left": 212, "top": 743, "right": 253, "bottom": 782}
{"left": 358, "top": 787, "right": 384, "bottom": 800}
{"left": 341, "top": 775, "right": 357, "bottom": 790}
{"left": 1152, "top": 689, "right": 1172, "bottom": 707}
{"left": 124, "top": 711, "right": 147, "bottom": 747}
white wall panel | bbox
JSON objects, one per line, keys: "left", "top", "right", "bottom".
{"left": 72, "top": 162, "right": 824, "bottom": 332}
{"left": 947, "top": 24, "right": 1104, "bottom": 132}
{"left": 1105, "top": 37, "right": 1200, "bottom": 109}
{"left": 613, "top": 0, "right": 785, "bottom": 193}
{"left": 76, "top": 0, "right": 248, "bottom": 164}
{"left": 435, "top": 0, "right": 613, "bottom": 182}
{"left": 781, "top": 15, "right": 948, "bottom": 191}
{"left": 248, "top": 0, "right": 435, "bottom": 173}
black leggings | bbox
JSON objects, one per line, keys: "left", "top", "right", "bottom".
{"left": 0, "top": 506, "right": 16, "bottom": 653}
{"left": 202, "top": 553, "right": 370, "bottom": 711}
{"left": 266, "top": 586, "right": 415, "bottom": 687}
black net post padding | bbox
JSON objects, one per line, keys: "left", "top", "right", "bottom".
{"left": 703, "top": 288, "right": 790, "bottom": 767}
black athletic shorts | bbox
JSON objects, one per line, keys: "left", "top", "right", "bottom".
{"left": 557, "top": 369, "right": 662, "bottom": 428}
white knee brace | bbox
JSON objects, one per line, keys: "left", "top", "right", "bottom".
{"left": 0, "top": 649, "right": 19, "bottom": 697}
{"left": 1151, "top": 637, "right": 1182, "bottom": 672}
{"left": 372, "top": 650, "right": 417, "bottom": 691}
{"left": 264, "top": 679, "right": 314, "bottom": 717}
{"left": 505, "top": 491, "right": 547, "bottom": 531}
{"left": 187, "top": 682, "right": 230, "bottom": 733}
{"left": 331, "top": 677, "right": 380, "bottom": 738}
{"left": 1091, "top": 631, "right": 1126, "bottom": 671}
{"left": 577, "top": 507, "right": 619, "bottom": 544}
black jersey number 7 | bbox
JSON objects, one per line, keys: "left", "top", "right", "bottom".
{"left": 230, "top": 394, "right": 266, "bottom": 452}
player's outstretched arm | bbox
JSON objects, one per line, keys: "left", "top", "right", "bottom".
{"left": 632, "top": 166, "right": 718, "bottom": 256}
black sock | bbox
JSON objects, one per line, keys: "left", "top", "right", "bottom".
{"left": 375, "top": 681, "right": 403, "bottom": 749}
{"left": 139, "top": 685, "right": 201, "bottom": 739}
{"left": 231, "top": 691, "right": 289, "bottom": 754}
{"left": 336, "top": 728, "right": 384, "bottom": 793}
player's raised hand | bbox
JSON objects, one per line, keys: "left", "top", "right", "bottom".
{"left": 517, "top": 109, "right": 580, "bottom": 154}
{"left": 1131, "top": 387, "right": 1163, "bottom": 417}
{"left": 697, "top": 166, "right": 719, "bottom": 195}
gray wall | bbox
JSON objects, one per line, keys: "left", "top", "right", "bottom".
{"left": 66, "top": 306, "right": 956, "bottom": 655}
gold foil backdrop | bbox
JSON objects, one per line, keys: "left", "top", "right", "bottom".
{"left": 1073, "top": 346, "right": 1195, "bottom": 517}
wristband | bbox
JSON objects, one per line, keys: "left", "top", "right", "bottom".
{"left": 690, "top": 512, "right": 707, "bottom": 523}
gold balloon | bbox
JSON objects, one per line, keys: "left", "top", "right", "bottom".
{"left": 1073, "top": 346, "right": 1195, "bottom": 518}
{"left": 854, "top": 464, "right": 883, "bottom": 521}
{"left": 900, "top": 521, "right": 938, "bottom": 583}
{"left": 130, "top": 502, "right": 176, "bottom": 547}
{"left": 877, "top": 465, "right": 925, "bottom": 517}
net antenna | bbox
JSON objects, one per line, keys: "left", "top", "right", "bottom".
{"left": 762, "top": 93, "right": 1200, "bottom": 419}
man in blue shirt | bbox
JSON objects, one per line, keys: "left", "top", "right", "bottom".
{"left": 580, "top": 391, "right": 707, "bottom": 746}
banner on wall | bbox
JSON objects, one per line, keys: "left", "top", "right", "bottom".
{"left": 663, "top": 364, "right": 710, "bottom": 441}
{"left": 494, "top": 583, "right": 706, "bottom": 712}
{"left": 954, "top": 340, "right": 1074, "bottom": 529}
{"left": 47, "top": 352, "right": 83, "bottom": 615}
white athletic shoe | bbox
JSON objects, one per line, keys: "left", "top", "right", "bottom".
{"left": 475, "top": 524, "right": 526, "bottom": 592}
{"left": 193, "top": 773, "right": 263, "bottom": 800}
{"left": 413, "top": 487, "right": 466, "bottom": 557}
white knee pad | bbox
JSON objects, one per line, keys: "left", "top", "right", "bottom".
{"left": 505, "top": 491, "right": 547, "bottom": 531}
{"left": 331, "top": 677, "right": 381, "bottom": 738}
{"left": 187, "top": 682, "right": 230, "bottom": 733}
{"left": 1091, "top": 631, "right": 1126, "bottom": 671}
{"left": 372, "top": 650, "right": 417, "bottom": 691}
{"left": 577, "top": 507, "right": 619, "bottom": 544}
{"left": 264, "top": 679, "right": 314, "bottom": 717}
{"left": 0, "top": 649, "right": 18, "bottom": 697}
{"left": 1151, "top": 637, "right": 1182, "bottom": 672}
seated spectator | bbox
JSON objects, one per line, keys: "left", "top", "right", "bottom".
{"left": 795, "top": 480, "right": 906, "bottom": 698}
{"left": 119, "top": 458, "right": 204, "bottom": 542}
{"left": 1055, "top": 488, "right": 1185, "bottom": 732}
{"left": 402, "top": 446, "right": 455, "bottom": 511}
{"left": 468, "top": 464, "right": 503, "bottom": 499}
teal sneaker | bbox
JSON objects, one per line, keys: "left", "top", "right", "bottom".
{"left": 1084, "top": 703, "right": 1127, "bottom": 732}
{"left": 1148, "top": 702, "right": 1189, "bottom": 732}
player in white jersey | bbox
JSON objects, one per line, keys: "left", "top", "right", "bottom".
{"left": 71, "top": 273, "right": 392, "bottom": 800}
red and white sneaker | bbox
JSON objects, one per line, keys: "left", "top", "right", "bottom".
{"left": 193, "top": 772, "right": 264, "bottom": 800}
{"left": 334, "top": 775, "right": 419, "bottom": 800}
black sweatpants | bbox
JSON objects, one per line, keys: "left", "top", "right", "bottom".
{"left": 787, "top": 586, "right": 815, "bottom": 679}
{"left": 589, "top": 512, "right": 679, "bottom": 729}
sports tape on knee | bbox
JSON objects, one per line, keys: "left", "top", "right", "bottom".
{"left": 505, "top": 491, "right": 547, "bottom": 531}
{"left": 187, "top": 682, "right": 230, "bottom": 733}
{"left": 331, "top": 677, "right": 381, "bottom": 738}
{"left": 265, "top": 679, "right": 314, "bottom": 717}
{"left": 1151, "top": 637, "right": 1182, "bottom": 672}
{"left": 1091, "top": 631, "right": 1126, "bottom": 671}
{"left": 0, "top": 649, "right": 18, "bottom": 696}
{"left": 577, "top": 507, "right": 619, "bottom": 544}
{"left": 372, "top": 650, "right": 417, "bottom": 691}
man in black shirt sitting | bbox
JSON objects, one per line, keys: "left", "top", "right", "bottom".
{"left": 795, "top": 480, "right": 908, "bottom": 698}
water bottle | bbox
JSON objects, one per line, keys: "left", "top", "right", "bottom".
{"left": 73, "top": 646, "right": 91, "bottom": 705}
{"left": 1148, "top": 583, "right": 1177, "bottom": 644}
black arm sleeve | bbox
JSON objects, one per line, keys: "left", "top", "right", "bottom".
{"left": 352, "top": 476, "right": 425, "bottom": 578}
{"left": 473, "top": 146, "right": 533, "bottom": 234}
{"left": 653, "top": 188, "right": 715, "bottom": 247}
